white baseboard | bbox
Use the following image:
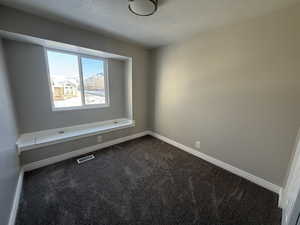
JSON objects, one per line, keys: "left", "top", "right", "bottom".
{"left": 278, "top": 188, "right": 283, "bottom": 208}
{"left": 8, "top": 168, "right": 24, "bottom": 225}
{"left": 23, "top": 131, "right": 149, "bottom": 172}
{"left": 148, "top": 131, "right": 282, "bottom": 196}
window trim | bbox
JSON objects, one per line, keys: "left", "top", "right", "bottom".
{"left": 44, "top": 47, "right": 110, "bottom": 111}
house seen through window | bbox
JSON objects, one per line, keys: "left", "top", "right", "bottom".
{"left": 46, "top": 49, "right": 108, "bottom": 110}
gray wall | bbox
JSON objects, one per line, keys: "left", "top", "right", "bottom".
{"left": 0, "top": 38, "right": 20, "bottom": 225}
{"left": 0, "top": 5, "right": 149, "bottom": 164}
{"left": 4, "top": 40, "right": 126, "bottom": 133}
{"left": 150, "top": 5, "right": 300, "bottom": 186}
{"left": 0, "top": 5, "right": 149, "bottom": 136}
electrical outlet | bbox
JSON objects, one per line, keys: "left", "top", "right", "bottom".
{"left": 195, "top": 141, "right": 201, "bottom": 149}
{"left": 97, "top": 135, "right": 102, "bottom": 143}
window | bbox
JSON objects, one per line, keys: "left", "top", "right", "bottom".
{"left": 46, "top": 49, "right": 109, "bottom": 110}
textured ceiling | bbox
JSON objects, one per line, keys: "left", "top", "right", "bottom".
{"left": 0, "top": 0, "right": 299, "bottom": 47}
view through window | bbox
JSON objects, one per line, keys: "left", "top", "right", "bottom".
{"left": 46, "top": 50, "right": 108, "bottom": 109}
{"left": 81, "top": 57, "right": 106, "bottom": 105}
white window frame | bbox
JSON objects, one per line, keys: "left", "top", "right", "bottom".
{"left": 44, "top": 48, "right": 110, "bottom": 111}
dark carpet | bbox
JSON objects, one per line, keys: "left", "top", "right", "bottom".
{"left": 16, "top": 136, "right": 281, "bottom": 225}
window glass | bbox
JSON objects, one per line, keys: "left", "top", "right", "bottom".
{"left": 81, "top": 57, "right": 106, "bottom": 105}
{"left": 47, "top": 50, "right": 82, "bottom": 108}
{"left": 46, "top": 49, "right": 109, "bottom": 110}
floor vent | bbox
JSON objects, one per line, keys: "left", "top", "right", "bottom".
{"left": 76, "top": 154, "right": 95, "bottom": 164}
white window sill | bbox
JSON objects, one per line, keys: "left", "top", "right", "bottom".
{"left": 17, "top": 118, "right": 135, "bottom": 153}
{"left": 51, "top": 103, "right": 110, "bottom": 112}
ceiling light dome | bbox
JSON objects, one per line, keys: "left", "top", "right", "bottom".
{"left": 128, "top": 0, "right": 158, "bottom": 16}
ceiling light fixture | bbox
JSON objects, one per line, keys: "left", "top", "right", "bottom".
{"left": 128, "top": 0, "right": 158, "bottom": 16}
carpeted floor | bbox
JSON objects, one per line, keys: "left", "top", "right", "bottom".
{"left": 16, "top": 135, "right": 281, "bottom": 225}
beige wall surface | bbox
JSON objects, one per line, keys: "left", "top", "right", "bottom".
{"left": 150, "top": 5, "right": 300, "bottom": 186}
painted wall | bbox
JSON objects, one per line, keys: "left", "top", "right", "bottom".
{"left": 0, "top": 5, "right": 149, "bottom": 136}
{"left": 0, "top": 5, "right": 149, "bottom": 165}
{"left": 0, "top": 38, "right": 20, "bottom": 225}
{"left": 4, "top": 40, "right": 126, "bottom": 133}
{"left": 150, "top": 5, "right": 300, "bottom": 186}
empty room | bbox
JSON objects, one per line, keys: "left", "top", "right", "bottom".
{"left": 0, "top": 0, "right": 300, "bottom": 225}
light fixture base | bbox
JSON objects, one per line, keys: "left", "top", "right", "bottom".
{"left": 128, "top": 0, "right": 158, "bottom": 16}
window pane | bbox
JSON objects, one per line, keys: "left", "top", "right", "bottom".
{"left": 47, "top": 50, "right": 82, "bottom": 108}
{"left": 81, "top": 57, "right": 106, "bottom": 105}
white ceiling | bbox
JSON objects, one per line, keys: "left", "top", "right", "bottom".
{"left": 0, "top": 0, "right": 299, "bottom": 47}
